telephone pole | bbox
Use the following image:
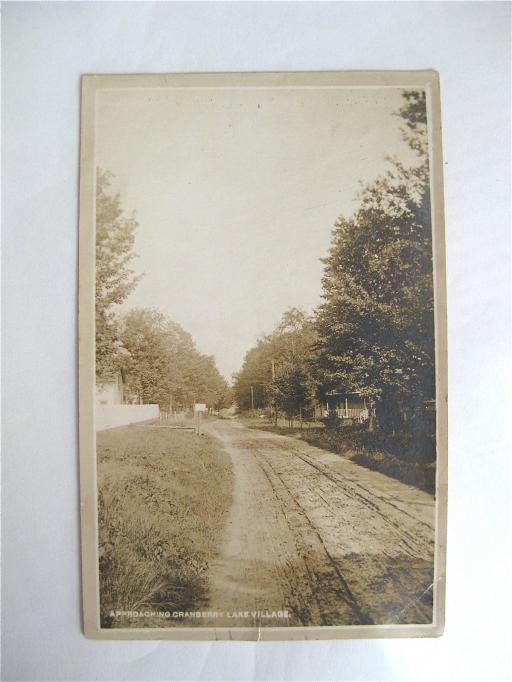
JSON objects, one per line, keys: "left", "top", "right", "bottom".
{"left": 271, "top": 359, "right": 278, "bottom": 426}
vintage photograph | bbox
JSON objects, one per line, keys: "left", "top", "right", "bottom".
{"left": 79, "top": 72, "right": 447, "bottom": 639}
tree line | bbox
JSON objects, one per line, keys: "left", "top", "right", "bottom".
{"left": 233, "top": 91, "right": 435, "bottom": 433}
{"left": 95, "top": 170, "right": 231, "bottom": 412}
{"left": 232, "top": 307, "right": 317, "bottom": 424}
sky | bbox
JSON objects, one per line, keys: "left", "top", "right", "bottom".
{"left": 96, "top": 85, "right": 418, "bottom": 380}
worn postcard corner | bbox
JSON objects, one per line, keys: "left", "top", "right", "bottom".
{"left": 79, "top": 70, "right": 447, "bottom": 640}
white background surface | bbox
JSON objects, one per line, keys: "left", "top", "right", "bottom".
{"left": 2, "top": 2, "right": 511, "bottom": 681}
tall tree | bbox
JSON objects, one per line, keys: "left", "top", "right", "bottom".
{"left": 233, "top": 308, "right": 318, "bottom": 419}
{"left": 314, "top": 90, "right": 434, "bottom": 431}
{"left": 96, "top": 169, "right": 141, "bottom": 379}
{"left": 268, "top": 365, "right": 310, "bottom": 425}
{"left": 232, "top": 339, "right": 272, "bottom": 411}
{"left": 121, "top": 308, "right": 230, "bottom": 411}
{"left": 120, "top": 309, "right": 173, "bottom": 406}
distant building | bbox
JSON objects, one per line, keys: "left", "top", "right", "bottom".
{"left": 96, "top": 369, "right": 127, "bottom": 406}
{"left": 95, "top": 368, "right": 157, "bottom": 431}
{"left": 323, "top": 390, "right": 370, "bottom": 423}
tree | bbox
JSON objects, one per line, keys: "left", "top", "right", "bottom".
{"left": 121, "top": 308, "right": 230, "bottom": 411}
{"left": 94, "top": 170, "right": 230, "bottom": 409}
{"left": 395, "top": 90, "right": 428, "bottom": 157}
{"left": 232, "top": 340, "right": 272, "bottom": 412}
{"left": 233, "top": 308, "right": 318, "bottom": 422}
{"left": 314, "top": 90, "right": 434, "bottom": 431}
{"left": 120, "top": 309, "right": 173, "bottom": 406}
{"left": 268, "top": 365, "right": 309, "bottom": 426}
{"left": 96, "top": 169, "right": 141, "bottom": 379}
{"left": 211, "top": 381, "right": 233, "bottom": 413}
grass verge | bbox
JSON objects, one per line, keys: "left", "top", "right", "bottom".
{"left": 96, "top": 423, "right": 233, "bottom": 628}
{"left": 241, "top": 416, "right": 436, "bottom": 494}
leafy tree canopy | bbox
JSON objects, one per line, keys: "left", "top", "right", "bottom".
{"left": 314, "top": 90, "right": 434, "bottom": 430}
{"left": 233, "top": 308, "right": 318, "bottom": 414}
{"left": 121, "top": 308, "right": 231, "bottom": 411}
{"left": 96, "top": 169, "right": 142, "bottom": 379}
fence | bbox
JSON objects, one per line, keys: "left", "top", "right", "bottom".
{"left": 95, "top": 404, "right": 159, "bottom": 431}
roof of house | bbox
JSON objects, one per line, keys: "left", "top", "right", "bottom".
{"left": 325, "top": 390, "right": 362, "bottom": 397}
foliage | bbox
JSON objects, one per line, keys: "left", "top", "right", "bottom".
{"left": 121, "top": 308, "right": 231, "bottom": 410}
{"left": 268, "top": 365, "right": 310, "bottom": 421}
{"left": 313, "top": 90, "right": 434, "bottom": 431}
{"left": 396, "top": 90, "right": 428, "bottom": 157}
{"left": 233, "top": 308, "right": 318, "bottom": 416}
{"left": 232, "top": 339, "right": 273, "bottom": 410}
{"left": 97, "top": 424, "right": 233, "bottom": 627}
{"left": 94, "top": 172, "right": 229, "bottom": 410}
{"left": 246, "top": 420, "right": 435, "bottom": 494}
{"left": 96, "top": 169, "right": 142, "bottom": 379}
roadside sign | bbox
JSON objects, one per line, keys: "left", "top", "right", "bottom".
{"left": 194, "top": 404, "right": 206, "bottom": 436}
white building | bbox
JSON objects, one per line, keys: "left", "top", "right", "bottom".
{"left": 96, "top": 369, "right": 126, "bottom": 406}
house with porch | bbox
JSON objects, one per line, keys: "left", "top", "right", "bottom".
{"left": 322, "top": 390, "right": 371, "bottom": 423}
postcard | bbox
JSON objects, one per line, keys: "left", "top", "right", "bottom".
{"left": 79, "top": 71, "right": 447, "bottom": 639}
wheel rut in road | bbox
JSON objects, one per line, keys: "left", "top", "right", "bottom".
{"left": 203, "top": 419, "right": 435, "bottom": 628}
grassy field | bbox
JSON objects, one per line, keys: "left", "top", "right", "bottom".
{"left": 241, "top": 415, "right": 436, "bottom": 494}
{"left": 96, "top": 422, "right": 233, "bottom": 628}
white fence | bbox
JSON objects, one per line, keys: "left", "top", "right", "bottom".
{"left": 95, "top": 404, "right": 159, "bottom": 431}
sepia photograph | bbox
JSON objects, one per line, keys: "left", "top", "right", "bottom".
{"left": 79, "top": 71, "right": 447, "bottom": 640}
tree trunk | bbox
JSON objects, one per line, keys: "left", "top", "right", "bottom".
{"left": 367, "top": 401, "right": 375, "bottom": 431}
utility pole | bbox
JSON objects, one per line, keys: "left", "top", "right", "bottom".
{"left": 250, "top": 385, "right": 255, "bottom": 414}
{"left": 271, "top": 359, "right": 278, "bottom": 426}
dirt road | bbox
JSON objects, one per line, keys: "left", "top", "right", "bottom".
{"left": 203, "top": 418, "right": 435, "bottom": 628}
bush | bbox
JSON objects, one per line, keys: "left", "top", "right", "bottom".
{"left": 301, "top": 426, "right": 436, "bottom": 494}
{"left": 245, "top": 416, "right": 437, "bottom": 494}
